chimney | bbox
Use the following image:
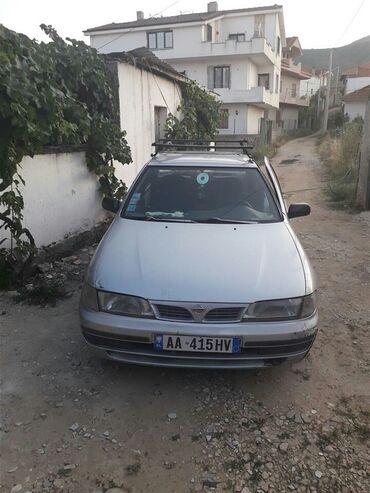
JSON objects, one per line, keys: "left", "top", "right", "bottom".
{"left": 207, "top": 2, "right": 218, "bottom": 12}
{"left": 136, "top": 11, "right": 144, "bottom": 20}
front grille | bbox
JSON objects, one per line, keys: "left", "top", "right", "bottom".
{"left": 153, "top": 303, "right": 245, "bottom": 323}
{"left": 155, "top": 304, "right": 193, "bottom": 321}
{"left": 204, "top": 307, "right": 243, "bottom": 322}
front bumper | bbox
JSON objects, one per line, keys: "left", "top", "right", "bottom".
{"left": 80, "top": 306, "right": 318, "bottom": 369}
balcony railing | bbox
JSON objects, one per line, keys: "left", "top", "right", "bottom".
{"left": 215, "top": 86, "right": 279, "bottom": 108}
{"left": 164, "top": 36, "right": 276, "bottom": 64}
{"left": 280, "top": 90, "right": 309, "bottom": 107}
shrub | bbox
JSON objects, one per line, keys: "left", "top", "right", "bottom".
{"left": 253, "top": 128, "right": 313, "bottom": 165}
{"left": 253, "top": 143, "right": 278, "bottom": 164}
{"left": 165, "top": 80, "right": 221, "bottom": 141}
{"left": 318, "top": 121, "right": 363, "bottom": 208}
{"left": 0, "top": 24, "right": 131, "bottom": 288}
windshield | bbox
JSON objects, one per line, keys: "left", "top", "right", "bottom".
{"left": 121, "top": 166, "right": 282, "bottom": 223}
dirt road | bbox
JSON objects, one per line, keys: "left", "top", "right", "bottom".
{"left": 1, "top": 136, "right": 369, "bottom": 493}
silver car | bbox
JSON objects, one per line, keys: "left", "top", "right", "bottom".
{"left": 80, "top": 145, "right": 318, "bottom": 369}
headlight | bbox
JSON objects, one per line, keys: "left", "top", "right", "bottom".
{"left": 80, "top": 283, "right": 99, "bottom": 311}
{"left": 243, "top": 292, "right": 317, "bottom": 321}
{"left": 97, "top": 291, "right": 154, "bottom": 318}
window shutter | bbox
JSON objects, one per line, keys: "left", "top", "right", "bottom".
{"left": 225, "top": 67, "right": 231, "bottom": 89}
{"left": 207, "top": 66, "right": 214, "bottom": 90}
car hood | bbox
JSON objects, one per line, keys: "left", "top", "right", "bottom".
{"left": 88, "top": 218, "right": 306, "bottom": 303}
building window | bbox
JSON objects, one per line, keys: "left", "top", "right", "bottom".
{"left": 213, "top": 66, "right": 230, "bottom": 89}
{"left": 206, "top": 24, "right": 213, "bottom": 42}
{"left": 229, "top": 33, "right": 245, "bottom": 42}
{"left": 258, "top": 73, "right": 270, "bottom": 90}
{"left": 292, "top": 83, "right": 297, "bottom": 98}
{"left": 147, "top": 30, "right": 173, "bottom": 49}
{"left": 276, "top": 36, "right": 281, "bottom": 55}
{"left": 275, "top": 74, "right": 279, "bottom": 93}
{"left": 219, "top": 109, "right": 229, "bottom": 129}
{"left": 254, "top": 14, "right": 265, "bottom": 37}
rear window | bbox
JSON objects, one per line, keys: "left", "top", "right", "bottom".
{"left": 121, "top": 166, "right": 282, "bottom": 223}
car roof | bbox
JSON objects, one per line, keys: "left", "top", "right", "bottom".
{"left": 149, "top": 152, "right": 258, "bottom": 168}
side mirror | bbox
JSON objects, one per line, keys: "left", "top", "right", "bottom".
{"left": 102, "top": 197, "right": 122, "bottom": 213}
{"left": 288, "top": 203, "right": 311, "bottom": 219}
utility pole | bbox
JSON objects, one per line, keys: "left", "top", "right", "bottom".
{"left": 356, "top": 99, "right": 370, "bottom": 210}
{"left": 323, "top": 48, "right": 333, "bottom": 132}
{"left": 317, "top": 72, "right": 322, "bottom": 124}
{"left": 335, "top": 65, "right": 340, "bottom": 106}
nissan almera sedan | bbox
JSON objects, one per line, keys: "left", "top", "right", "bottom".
{"left": 80, "top": 149, "right": 318, "bottom": 369}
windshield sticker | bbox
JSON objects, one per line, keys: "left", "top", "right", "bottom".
{"left": 130, "top": 193, "right": 141, "bottom": 204}
{"left": 126, "top": 193, "right": 141, "bottom": 212}
{"left": 196, "top": 172, "right": 209, "bottom": 185}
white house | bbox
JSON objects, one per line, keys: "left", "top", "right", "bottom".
{"left": 341, "top": 62, "right": 370, "bottom": 95}
{"left": 340, "top": 63, "right": 370, "bottom": 121}
{"left": 84, "top": 2, "right": 286, "bottom": 138}
{"left": 343, "top": 85, "right": 370, "bottom": 121}
{"left": 299, "top": 74, "right": 321, "bottom": 99}
{"left": 278, "top": 36, "right": 311, "bottom": 130}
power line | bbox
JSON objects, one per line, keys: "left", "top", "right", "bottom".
{"left": 96, "top": 0, "right": 181, "bottom": 51}
{"left": 144, "top": 59, "right": 171, "bottom": 111}
{"left": 335, "top": 0, "right": 367, "bottom": 45}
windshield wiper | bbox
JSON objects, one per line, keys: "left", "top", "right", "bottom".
{"left": 125, "top": 214, "right": 195, "bottom": 223}
{"left": 145, "top": 216, "right": 195, "bottom": 223}
{"left": 194, "top": 217, "right": 258, "bottom": 224}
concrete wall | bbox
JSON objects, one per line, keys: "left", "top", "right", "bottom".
{"left": 91, "top": 24, "right": 203, "bottom": 57}
{"left": 265, "top": 13, "right": 279, "bottom": 50}
{"left": 220, "top": 15, "right": 255, "bottom": 42}
{"left": 279, "top": 105, "right": 299, "bottom": 129}
{"left": 91, "top": 30, "right": 147, "bottom": 54}
{"left": 115, "top": 62, "right": 182, "bottom": 186}
{"left": 344, "top": 101, "right": 367, "bottom": 120}
{"left": 0, "top": 151, "right": 106, "bottom": 248}
{"left": 247, "top": 106, "right": 264, "bottom": 134}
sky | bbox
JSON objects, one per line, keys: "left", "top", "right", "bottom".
{"left": 1, "top": 0, "right": 369, "bottom": 49}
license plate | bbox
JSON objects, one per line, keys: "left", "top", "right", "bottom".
{"left": 154, "top": 335, "right": 240, "bottom": 353}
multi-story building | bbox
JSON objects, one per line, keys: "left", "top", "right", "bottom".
{"left": 85, "top": 2, "right": 286, "bottom": 138}
{"left": 278, "top": 36, "right": 311, "bottom": 130}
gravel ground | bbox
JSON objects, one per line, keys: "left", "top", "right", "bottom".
{"left": 0, "top": 136, "right": 369, "bottom": 493}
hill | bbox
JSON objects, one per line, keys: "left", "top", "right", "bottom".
{"left": 296, "top": 35, "right": 370, "bottom": 72}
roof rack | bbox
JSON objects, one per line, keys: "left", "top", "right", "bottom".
{"left": 151, "top": 139, "right": 254, "bottom": 156}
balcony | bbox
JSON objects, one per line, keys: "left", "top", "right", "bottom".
{"left": 215, "top": 86, "right": 279, "bottom": 109}
{"left": 280, "top": 90, "right": 309, "bottom": 107}
{"left": 164, "top": 37, "right": 276, "bottom": 65}
{"left": 281, "top": 59, "right": 312, "bottom": 80}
